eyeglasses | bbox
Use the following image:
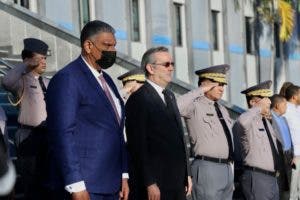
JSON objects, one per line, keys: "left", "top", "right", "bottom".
{"left": 151, "top": 62, "right": 175, "bottom": 68}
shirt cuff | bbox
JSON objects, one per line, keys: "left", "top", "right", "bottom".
{"left": 122, "top": 173, "right": 129, "bottom": 179}
{"left": 65, "top": 181, "right": 86, "bottom": 193}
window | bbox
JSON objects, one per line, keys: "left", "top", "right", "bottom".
{"left": 174, "top": 3, "right": 183, "bottom": 46}
{"left": 14, "top": 0, "right": 29, "bottom": 9}
{"left": 130, "top": 0, "right": 140, "bottom": 42}
{"left": 274, "top": 23, "right": 281, "bottom": 58}
{"left": 245, "top": 17, "right": 254, "bottom": 54}
{"left": 211, "top": 10, "right": 219, "bottom": 50}
{"left": 79, "top": 0, "right": 90, "bottom": 29}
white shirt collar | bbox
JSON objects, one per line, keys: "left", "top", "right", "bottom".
{"left": 81, "top": 55, "right": 101, "bottom": 79}
{"left": 147, "top": 79, "right": 165, "bottom": 93}
{"left": 147, "top": 79, "right": 166, "bottom": 103}
{"left": 80, "top": 56, "right": 122, "bottom": 118}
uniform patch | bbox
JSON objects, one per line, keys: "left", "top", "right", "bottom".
{"left": 30, "top": 85, "right": 37, "bottom": 89}
{"left": 259, "top": 128, "right": 265, "bottom": 131}
{"left": 206, "top": 113, "right": 214, "bottom": 116}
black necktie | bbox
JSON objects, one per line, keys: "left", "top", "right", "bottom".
{"left": 262, "top": 118, "right": 279, "bottom": 171}
{"left": 162, "top": 89, "right": 176, "bottom": 115}
{"left": 38, "top": 76, "right": 47, "bottom": 95}
{"left": 214, "top": 102, "right": 234, "bottom": 161}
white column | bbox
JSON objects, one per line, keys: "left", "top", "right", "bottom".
{"left": 89, "top": 0, "right": 96, "bottom": 20}
{"left": 29, "top": 0, "right": 38, "bottom": 13}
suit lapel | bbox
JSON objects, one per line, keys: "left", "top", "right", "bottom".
{"left": 144, "top": 82, "right": 167, "bottom": 113}
{"left": 144, "top": 82, "right": 184, "bottom": 136}
{"left": 103, "top": 72, "right": 125, "bottom": 126}
{"left": 78, "top": 57, "right": 122, "bottom": 127}
{"left": 78, "top": 57, "right": 104, "bottom": 96}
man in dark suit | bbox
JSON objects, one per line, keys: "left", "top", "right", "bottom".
{"left": 125, "top": 46, "right": 192, "bottom": 200}
{"left": 45, "top": 20, "right": 129, "bottom": 200}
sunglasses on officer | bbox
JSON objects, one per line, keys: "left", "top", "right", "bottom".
{"left": 151, "top": 62, "right": 175, "bottom": 68}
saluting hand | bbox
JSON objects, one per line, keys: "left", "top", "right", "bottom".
{"left": 71, "top": 190, "right": 90, "bottom": 200}
{"left": 200, "top": 82, "right": 219, "bottom": 93}
{"left": 147, "top": 184, "right": 160, "bottom": 200}
{"left": 24, "top": 57, "right": 40, "bottom": 70}
{"left": 255, "top": 98, "right": 271, "bottom": 117}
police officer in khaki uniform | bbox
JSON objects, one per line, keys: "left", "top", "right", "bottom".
{"left": 177, "top": 64, "right": 234, "bottom": 200}
{"left": 117, "top": 68, "right": 145, "bottom": 103}
{"left": 2, "top": 38, "right": 49, "bottom": 200}
{"left": 233, "top": 80, "right": 280, "bottom": 200}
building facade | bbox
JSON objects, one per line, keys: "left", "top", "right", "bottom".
{"left": 4, "top": 0, "right": 300, "bottom": 108}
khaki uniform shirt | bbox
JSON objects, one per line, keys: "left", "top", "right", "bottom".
{"left": 177, "top": 87, "right": 233, "bottom": 159}
{"left": 234, "top": 107, "right": 277, "bottom": 171}
{"left": 2, "top": 64, "right": 49, "bottom": 127}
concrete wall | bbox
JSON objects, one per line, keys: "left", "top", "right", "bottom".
{"left": 3, "top": 0, "right": 300, "bottom": 110}
{"left": 190, "top": 0, "right": 211, "bottom": 85}
{"left": 0, "top": 6, "right": 81, "bottom": 73}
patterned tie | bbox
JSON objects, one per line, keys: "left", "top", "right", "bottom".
{"left": 98, "top": 74, "right": 120, "bottom": 124}
{"left": 214, "top": 102, "right": 234, "bottom": 161}
{"left": 162, "top": 89, "right": 175, "bottom": 114}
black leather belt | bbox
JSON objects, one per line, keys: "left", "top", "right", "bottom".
{"left": 244, "top": 166, "right": 280, "bottom": 177}
{"left": 195, "top": 155, "right": 232, "bottom": 164}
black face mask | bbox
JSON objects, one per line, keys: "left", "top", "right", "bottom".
{"left": 96, "top": 51, "right": 116, "bottom": 69}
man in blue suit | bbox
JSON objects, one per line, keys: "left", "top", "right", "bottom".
{"left": 45, "top": 20, "right": 129, "bottom": 200}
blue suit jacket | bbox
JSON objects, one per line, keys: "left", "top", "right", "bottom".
{"left": 46, "top": 56, "right": 127, "bottom": 193}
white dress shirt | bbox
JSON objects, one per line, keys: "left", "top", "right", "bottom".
{"left": 65, "top": 56, "right": 128, "bottom": 193}
{"left": 284, "top": 102, "right": 300, "bottom": 156}
{"left": 147, "top": 79, "right": 166, "bottom": 103}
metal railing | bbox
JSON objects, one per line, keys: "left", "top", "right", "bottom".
{"left": 0, "top": 57, "right": 13, "bottom": 75}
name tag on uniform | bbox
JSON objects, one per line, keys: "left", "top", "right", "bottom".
{"left": 30, "top": 85, "right": 37, "bottom": 89}
{"left": 258, "top": 128, "right": 265, "bottom": 131}
{"left": 206, "top": 113, "right": 214, "bottom": 116}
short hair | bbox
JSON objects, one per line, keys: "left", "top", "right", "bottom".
{"left": 21, "top": 50, "right": 34, "bottom": 60}
{"left": 285, "top": 85, "right": 300, "bottom": 101}
{"left": 279, "top": 82, "right": 293, "bottom": 97}
{"left": 141, "top": 46, "right": 169, "bottom": 77}
{"left": 270, "top": 94, "right": 286, "bottom": 109}
{"left": 80, "top": 20, "right": 115, "bottom": 47}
